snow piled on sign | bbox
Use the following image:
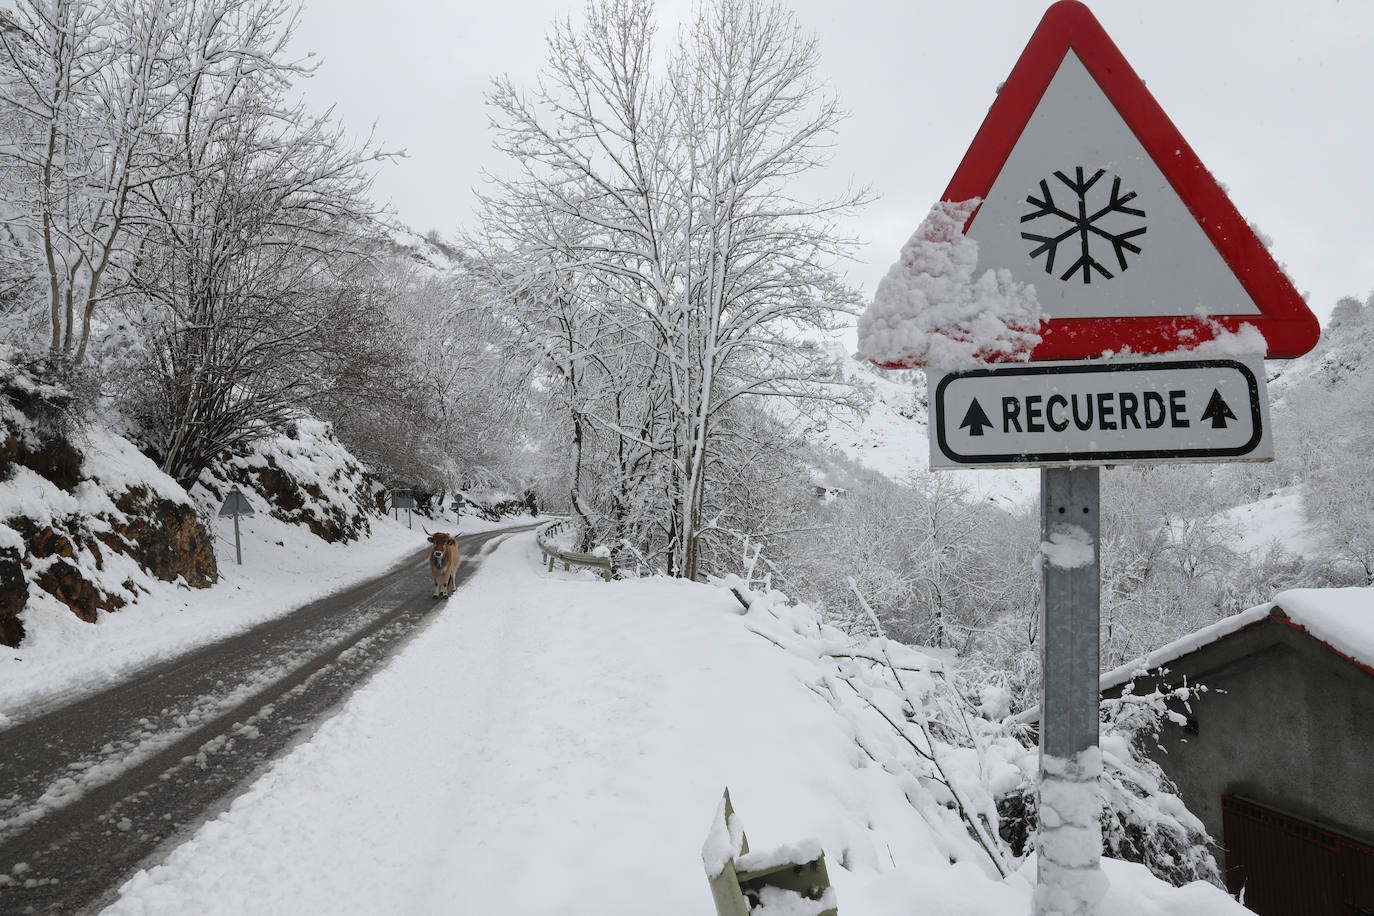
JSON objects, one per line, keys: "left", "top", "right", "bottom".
{"left": 858, "top": 200, "right": 1044, "bottom": 369}
{"left": 1041, "top": 525, "right": 1096, "bottom": 569}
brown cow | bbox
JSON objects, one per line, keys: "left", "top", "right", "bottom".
{"left": 425, "top": 531, "right": 461, "bottom": 598}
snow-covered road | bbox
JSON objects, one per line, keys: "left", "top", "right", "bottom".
{"left": 0, "top": 526, "right": 533, "bottom": 914}
{"left": 100, "top": 533, "right": 1247, "bottom": 916}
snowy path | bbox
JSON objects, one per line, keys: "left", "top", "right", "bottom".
{"left": 99, "top": 533, "right": 1248, "bottom": 916}
{"left": 0, "top": 526, "right": 531, "bottom": 915}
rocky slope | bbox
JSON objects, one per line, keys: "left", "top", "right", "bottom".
{"left": 0, "top": 354, "right": 388, "bottom": 649}
{"left": 0, "top": 359, "right": 216, "bottom": 647}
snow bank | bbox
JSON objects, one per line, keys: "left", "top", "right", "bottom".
{"left": 0, "top": 355, "right": 216, "bottom": 652}
{"left": 0, "top": 505, "right": 430, "bottom": 726}
{"left": 858, "top": 200, "right": 1044, "bottom": 369}
{"left": 103, "top": 536, "right": 1248, "bottom": 915}
{"left": 200, "top": 418, "right": 380, "bottom": 544}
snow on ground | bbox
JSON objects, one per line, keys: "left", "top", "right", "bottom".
{"left": 0, "top": 507, "right": 520, "bottom": 728}
{"left": 1216, "top": 485, "right": 1322, "bottom": 558}
{"left": 102, "top": 533, "right": 1246, "bottom": 916}
{"left": 816, "top": 358, "right": 1037, "bottom": 506}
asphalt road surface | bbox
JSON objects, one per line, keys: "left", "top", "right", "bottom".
{"left": 0, "top": 524, "right": 533, "bottom": 915}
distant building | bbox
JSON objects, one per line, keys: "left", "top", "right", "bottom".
{"left": 1101, "top": 589, "right": 1374, "bottom": 915}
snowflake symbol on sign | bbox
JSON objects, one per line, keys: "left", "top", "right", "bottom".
{"left": 1020, "top": 167, "right": 1146, "bottom": 283}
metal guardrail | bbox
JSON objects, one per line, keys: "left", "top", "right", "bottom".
{"left": 535, "top": 519, "right": 613, "bottom": 581}
{"left": 704, "top": 789, "right": 836, "bottom": 916}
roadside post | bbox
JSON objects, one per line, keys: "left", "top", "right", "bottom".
{"left": 390, "top": 489, "right": 416, "bottom": 529}
{"left": 450, "top": 494, "right": 464, "bottom": 523}
{"left": 866, "top": 3, "right": 1318, "bottom": 912}
{"left": 217, "top": 487, "right": 256, "bottom": 566}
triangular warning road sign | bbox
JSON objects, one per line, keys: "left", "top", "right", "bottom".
{"left": 903, "top": 0, "right": 1319, "bottom": 363}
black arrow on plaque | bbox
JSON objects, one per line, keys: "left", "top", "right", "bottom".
{"left": 1200, "top": 389, "right": 1238, "bottom": 429}
{"left": 960, "top": 398, "right": 993, "bottom": 436}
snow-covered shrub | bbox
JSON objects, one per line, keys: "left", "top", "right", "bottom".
{"left": 716, "top": 572, "right": 1222, "bottom": 892}
{"left": 996, "top": 681, "right": 1222, "bottom": 889}
{"left": 468, "top": 493, "right": 534, "bottom": 522}
{"left": 1099, "top": 682, "right": 1221, "bottom": 886}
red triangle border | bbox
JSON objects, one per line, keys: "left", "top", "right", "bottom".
{"left": 893, "top": 0, "right": 1319, "bottom": 365}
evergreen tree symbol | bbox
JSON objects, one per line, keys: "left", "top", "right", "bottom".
{"left": 1200, "top": 389, "right": 1237, "bottom": 428}
{"left": 960, "top": 398, "right": 993, "bottom": 436}
{"left": 1021, "top": 167, "right": 1147, "bottom": 283}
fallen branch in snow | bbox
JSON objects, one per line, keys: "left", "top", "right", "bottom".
{"left": 823, "top": 651, "right": 930, "bottom": 675}
{"left": 846, "top": 577, "right": 1012, "bottom": 879}
{"left": 832, "top": 676, "right": 936, "bottom": 764}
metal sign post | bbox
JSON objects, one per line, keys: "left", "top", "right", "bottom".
{"left": 390, "top": 489, "right": 417, "bottom": 529}
{"left": 217, "top": 487, "right": 256, "bottom": 566}
{"left": 863, "top": 3, "right": 1320, "bottom": 911}
{"left": 1037, "top": 466, "right": 1105, "bottom": 912}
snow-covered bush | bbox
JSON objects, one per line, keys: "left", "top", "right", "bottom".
{"left": 717, "top": 573, "right": 1222, "bottom": 891}
{"left": 997, "top": 681, "right": 1222, "bottom": 889}
{"left": 469, "top": 495, "right": 533, "bottom": 522}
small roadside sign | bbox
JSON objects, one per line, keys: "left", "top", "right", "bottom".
{"left": 217, "top": 487, "right": 255, "bottom": 518}
{"left": 930, "top": 356, "right": 1271, "bottom": 468}
{"left": 217, "top": 486, "right": 255, "bottom": 566}
{"left": 389, "top": 489, "right": 416, "bottom": 529}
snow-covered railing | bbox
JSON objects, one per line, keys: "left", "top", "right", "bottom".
{"left": 703, "top": 788, "right": 836, "bottom": 916}
{"left": 535, "top": 519, "right": 612, "bottom": 581}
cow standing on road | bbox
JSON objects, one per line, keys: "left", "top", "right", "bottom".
{"left": 426, "top": 531, "right": 461, "bottom": 598}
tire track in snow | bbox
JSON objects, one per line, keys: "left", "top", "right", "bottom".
{"left": 0, "top": 525, "right": 531, "bottom": 915}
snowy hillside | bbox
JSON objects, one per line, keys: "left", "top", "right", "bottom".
{"left": 1218, "top": 486, "right": 1322, "bottom": 560}
{"left": 102, "top": 533, "right": 1245, "bottom": 916}
{"left": 805, "top": 348, "right": 1037, "bottom": 506}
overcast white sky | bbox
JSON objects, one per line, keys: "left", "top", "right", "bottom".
{"left": 291, "top": 0, "right": 1374, "bottom": 327}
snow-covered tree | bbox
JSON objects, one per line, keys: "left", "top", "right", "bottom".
{"left": 124, "top": 0, "right": 390, "bottom": 488}
{"left": 1300, "top": 352, "right": 1374, "bottom": 582}
{"left": 0, "top": 0, "right": 189, "bottom": 361}
{"left": 480, "top": 0, "right": 867, "bottom": 579}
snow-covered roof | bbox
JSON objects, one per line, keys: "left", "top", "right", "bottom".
{"left": 1100, "top": 587, "right": 1374, "bottom": 692}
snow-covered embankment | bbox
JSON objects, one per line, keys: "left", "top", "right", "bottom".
{"left": 103, "top": 533, "right": 1247, "bottom": 916}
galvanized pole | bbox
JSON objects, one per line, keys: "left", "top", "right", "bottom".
{"left": 233, "top": 511, "right": 243, "bottom": 566}
{"left": 1035, "top": 466, "right": 1106, "bottom": 915}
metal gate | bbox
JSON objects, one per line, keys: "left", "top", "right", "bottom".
{"left": 1223, "top": 795, "right": 1374, "bottom": 915}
